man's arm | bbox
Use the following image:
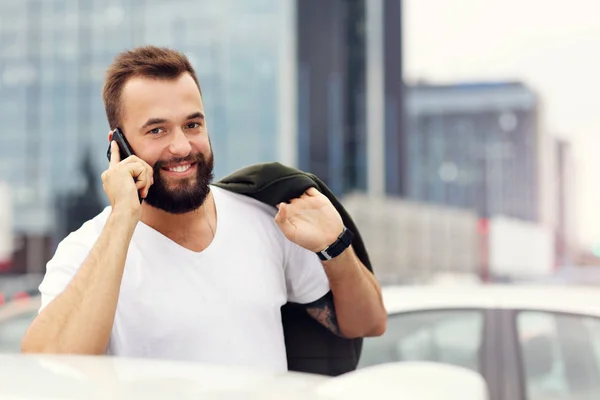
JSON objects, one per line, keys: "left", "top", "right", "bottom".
{"left": 21, "top": 208, "right": 138, "bottom": 354}
{"left": 303, "top": 245, "right": 386, "bottom": 339}
{"left": 316, "top": 245, "right": 386, "bottom": 338}
{"left": 275, "top": 188, "right": 386, "bottom": 339}
{"left": 21, "top": 144, "right": 153, "bottom": 354}
{"left": 304, "top": 291, "right": 343, "bottom": 336}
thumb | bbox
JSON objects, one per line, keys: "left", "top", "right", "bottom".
{"left": 275, "top": 202, "right": 287, "bottom": 224}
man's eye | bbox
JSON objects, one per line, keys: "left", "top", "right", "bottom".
{"left": 187, "top": 122, "right": 201, "bottom": 129}
{"left": 149, "top": 128, "right": 164, "bottom": 134}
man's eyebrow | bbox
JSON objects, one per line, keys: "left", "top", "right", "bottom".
{"left": 141, "top": 118, "right": 168, "bottom": 130}
{"left": 186, "top": 112, "right": 205, "bottom": 120}
{"left": 140, "top": 112, "right": 204, "bottom": 130}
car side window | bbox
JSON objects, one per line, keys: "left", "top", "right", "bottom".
{"left": 517, "top": 311, "right": 600, "bottom": 400}
{"left": 585, "top": 317, "right": 600, "bottom": 370}
{"left": 358, "top": 309, "right": 484, "bottom": 373}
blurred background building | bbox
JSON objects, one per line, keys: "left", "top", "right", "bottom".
{"left": 297, "top": 0, "right": 405, "bottom": 197}
{"left": 0, "top": 0, "right": 301, "bottom": 272}
{"left": 0, "top": 0, "right": 583, "bottom": 285}
{"left": 554, "top": 138, "right": 578, "bottom": 267}
{"left": 404, "top": 82, "right": 539, "bottom": 222}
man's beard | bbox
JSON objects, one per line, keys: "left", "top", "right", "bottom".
{"left": 143, "top": 152, "right": 214, "bottom": 214}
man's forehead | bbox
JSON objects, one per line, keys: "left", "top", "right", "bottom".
{"left": 122, "top": 73, "right": 200, "bottom": 99}
{"left": 121, "top": 74, "right": 203, "bottom": 123}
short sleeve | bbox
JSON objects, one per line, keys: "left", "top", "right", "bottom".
{"left": 284, "top": 240, "right": 331, "bottom": 304}
{"left": 38, "top": 224, "right": 98, "bottom": 313}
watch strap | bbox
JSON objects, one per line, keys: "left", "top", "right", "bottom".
{"left": 317, "top": 227, "right": 354, "bottom": 261}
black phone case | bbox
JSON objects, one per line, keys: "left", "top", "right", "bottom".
{"left": 106, "top": 128, "right": 134, "bottom": 162}
{"left": 106, "top": 128, "right": 144, "bottom": 203}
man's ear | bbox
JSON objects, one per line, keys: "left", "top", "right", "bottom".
{"left": 107, "top": 130, "right": 114, "bottom": 142}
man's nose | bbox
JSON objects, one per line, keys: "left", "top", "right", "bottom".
{"left": 169, "top": 129, "right": 192, "bottom": 157}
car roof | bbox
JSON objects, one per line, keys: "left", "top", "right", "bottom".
{"left": 382, "top": 284, "right": 600, "bottom": 317}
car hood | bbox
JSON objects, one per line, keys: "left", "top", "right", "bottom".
{"left": 0, "top": 355, "right": 489, "bottom": 400}
{"left": 0, "top": 354, "right": 328, "bottom": 399}
{"left": 317, "top": 362, "right": 489, "bottom": 400}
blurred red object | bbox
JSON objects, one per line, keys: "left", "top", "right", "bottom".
{"left": 12, "top": 291, "right": 29, "bottom": 302}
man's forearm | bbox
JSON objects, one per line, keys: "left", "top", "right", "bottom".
{"left": 322, "top": 246, "right": 387, "bottom": 338}
{"left": 21, "top": 208, "right": 138, "bottom": 354}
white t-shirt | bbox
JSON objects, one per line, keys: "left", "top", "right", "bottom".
{"left": 38, "top": 185, "right": 330, "bottom": 371}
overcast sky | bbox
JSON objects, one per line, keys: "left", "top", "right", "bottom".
{"left": 404, "top": 0, "right": 600, "bottom": 247}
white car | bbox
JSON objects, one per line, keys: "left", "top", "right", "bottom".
{"left": 360, "top": 284, "right": 600, "bottom": 400}
{"left": 0, "top": 354, "right": 489, "bottom": 399}
{"left": 0, "top": 295, "right": 488, "bottom": 399}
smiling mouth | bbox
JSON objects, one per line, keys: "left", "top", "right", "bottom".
{"left": 163, "top": 163, "right": 196, "bottom": 173}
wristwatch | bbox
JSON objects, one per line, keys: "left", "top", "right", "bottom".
{"left": 316, "top": 227, "right": 355, "bottom": 261}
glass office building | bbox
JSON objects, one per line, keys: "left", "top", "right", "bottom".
{"left": 405, "top": 82, "right": 540, "bottom": 222}
{"left": 297, "top": 0, "right": 405, "bottom": 197}
{"left": 0, "top": 0, "right": 297, "bottom": 236}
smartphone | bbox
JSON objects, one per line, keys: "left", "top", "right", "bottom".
{"left": 106, "top": 128, "right": 135, "bottom": 162}
{"left": 106, "top": 128, "right": 144, "bottom": 203}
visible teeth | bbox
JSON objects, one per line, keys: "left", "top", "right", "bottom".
{"left": 168, "top": 164, "right": 191, "bottom": 172}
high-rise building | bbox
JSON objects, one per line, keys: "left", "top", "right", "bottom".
{"left": 404, "top": 82, "right": 540, "bottom": 222}
{"left": 381, "top": 0, "right": 406, "bottom": 197}
{"left": 297, "top": 0, "right": 405, "bottom": 197}
{"left": 0, "top": 1, "right": 296, "bottom": 229}
{"left": 0, "top": 0, "right": 406, "bottom": 273}
{"left": 554, "top": 138, "right": 577, "bottom": 266}
{"left": 0, "top": 0, "right": 298, "bottom": 271}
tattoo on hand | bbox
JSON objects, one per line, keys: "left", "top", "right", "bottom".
{"left": 305, "top": 291, "right": 343, "bottom": 337}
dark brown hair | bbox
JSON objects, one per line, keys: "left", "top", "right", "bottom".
{"left": 102, "top": 46, "right": 202, "bottom": 130}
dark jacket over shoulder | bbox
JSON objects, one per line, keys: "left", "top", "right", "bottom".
{"left": 213, "top": 162, "right": 373, "bottom": 376}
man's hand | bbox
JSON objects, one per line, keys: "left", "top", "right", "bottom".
{"left": 101, "top": 141, "right": 154, "bottom": 219}
{"left": 276, "top": 188, "right": 386, "bottom": 339}
{"left": 274, "top": 187, "right": 344, "bottom": 252}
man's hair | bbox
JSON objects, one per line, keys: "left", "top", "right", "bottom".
{"left": 102, "top": 46, "right": 202, "bottom": 130}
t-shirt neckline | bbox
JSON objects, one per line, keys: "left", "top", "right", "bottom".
{"left": 136, "top": 185, "right": 225, "bottom": 257}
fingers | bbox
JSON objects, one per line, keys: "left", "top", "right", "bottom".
{"left": 143, "top": 171, "right": 153, "bottom": 198}
{"left": 104, "top": 148, "right": 155, "bottom": 199}
{"left": 275, "top": 202, "right": 288, "bottom": 223}
{"left": 109, "top": 140, "right": 120, "bottom": 167}
{"left": 143, "top": 164, "right": 153, "bottom": 196}
{"left": 288, "top": 194, "right": 311, "bottom": 207}
{"left": 293, "top": 187, "right": 320, "bottom": 202}
{"left": 120, "top": 156, "right": 153, "bottom": 179}
{"left": 123, "top": 162, "right": 153, "bottom": 198}
{"left": 123, "top": 163, "right": 152, "bottom": 198}
{"left": 123, "top": 161, "right": 147, "bottom": 181}
{"left": 104, "top": 159, "right": 152, "bottom": 194}
{"left": 305, "top": 187, "right": 319, "bottom": 197}
{"left": 123, "top": 158, "right": 154, "bottom": 189}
